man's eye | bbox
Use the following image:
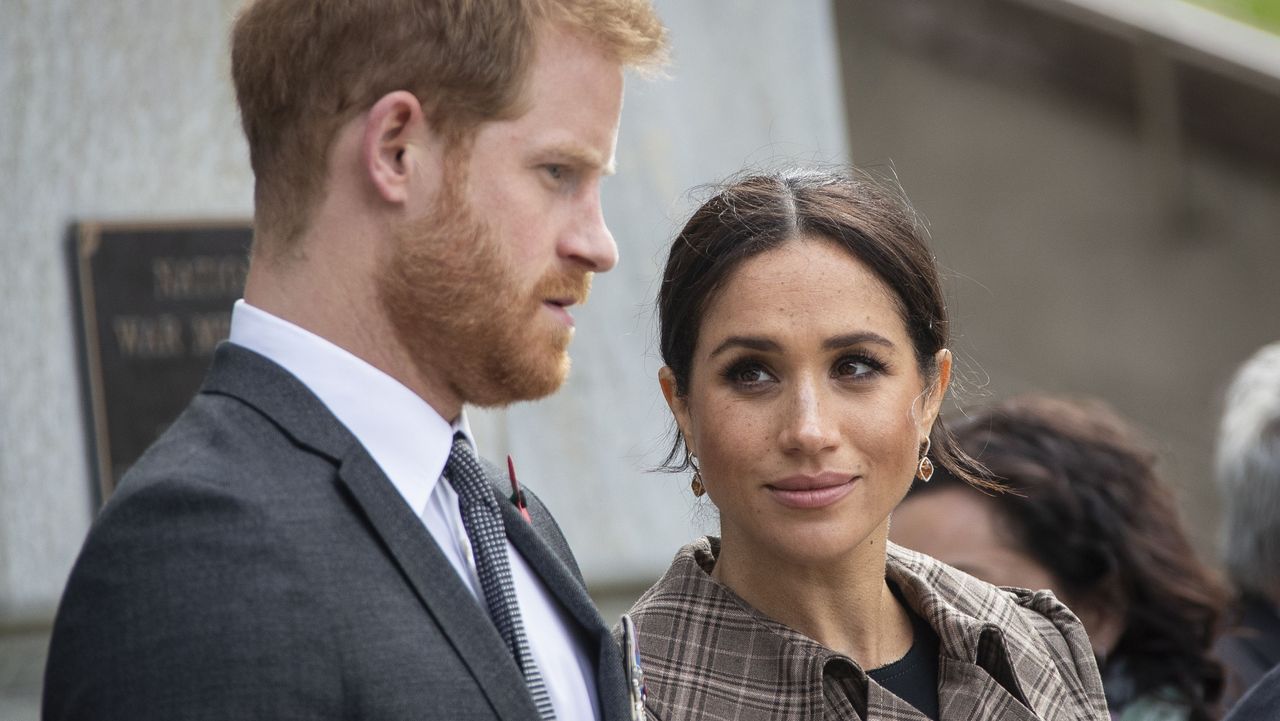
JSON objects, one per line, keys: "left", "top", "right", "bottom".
{"left": 545, "top": 164, "right": 564, "bottom": 180}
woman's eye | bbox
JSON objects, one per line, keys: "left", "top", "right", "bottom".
{"left": 835, "top": 356, "right": 880, "bottom": 379}
{"left": 725, "top": 362, "right": 776, "bottom": 386}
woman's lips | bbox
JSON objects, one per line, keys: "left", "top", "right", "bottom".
{"left": 766, "top": 472, "right": 857, "bottom": 509}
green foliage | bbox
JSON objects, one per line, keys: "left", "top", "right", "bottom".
{"left": 1189, "top": 0, "right": 1280, "bottom": 34}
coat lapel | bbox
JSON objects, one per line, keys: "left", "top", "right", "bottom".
{"left": 885, "top": 543, "right": 1107, "bottom": 720}
{"left": 867, "top": 681, "right": 931, "bottom": 720}
{"left": 201, "top": 344, "right": 539, "bottom": 721}
{"left": 939, "top": 657, "right": 1040, "bottom": 721}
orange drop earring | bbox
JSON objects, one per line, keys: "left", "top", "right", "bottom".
{"left": 689, "top": 453, "right": 705, "bottom": 497}
{"left": 916, "top": 437, "right": 935, "bottom": 482}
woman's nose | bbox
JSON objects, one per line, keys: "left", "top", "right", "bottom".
{"left": 779, "top": 380, "right": 839, "bottom": 456}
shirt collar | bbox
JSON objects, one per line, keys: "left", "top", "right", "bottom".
{"left": 228, "top": 299, "right": 470, "bottom": 515}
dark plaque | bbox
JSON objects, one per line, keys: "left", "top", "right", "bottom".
{"left": 72, "top": 222, "right": 252, "bottom": 501}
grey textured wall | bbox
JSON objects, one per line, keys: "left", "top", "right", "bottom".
{"left": 0, "top": 0, "right": 250, "bottom": 626}
{"left": 0, "top": 7, "right": 848, "bottom": 715}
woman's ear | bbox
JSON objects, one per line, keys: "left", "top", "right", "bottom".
{"left": 919, "top": 348, "right": 953, "bottom": 435}
{"left": 659, "top": 366, "right": 694, "bottom": 453}
{"left": 362, "top": 90, "right": 429, "bottom": 205}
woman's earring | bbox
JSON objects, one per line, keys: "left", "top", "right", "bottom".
{"left": 916, "top": 437, "right": 935, "bottom": 482}
{"left": 689, "top": 453, "right": 705, "bottom": 497}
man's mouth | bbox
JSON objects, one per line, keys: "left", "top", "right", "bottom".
{"left": 537, "top": 273, "right": 591, "bottom": 328}
{"left": 543, "top": 298, "right": 577, "bottom": 327}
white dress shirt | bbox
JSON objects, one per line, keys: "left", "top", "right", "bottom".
{"left": 228, "top": 300, "right": 599, "bottom": 721}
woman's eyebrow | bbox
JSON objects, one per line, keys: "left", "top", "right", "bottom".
{"left": 708, "top": 336, "right": 779, "bottom": 358}
{"left": 823, "top": 332, "right": 895, "bottom": 350}
{"left": 709, "top": 332, "right": 895, "bottom": 358}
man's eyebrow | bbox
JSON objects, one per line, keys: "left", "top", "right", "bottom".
{"left": 539, "top": 143, "right": 616, "bottom": 176}
{"left": 822, "top": 332, "right": 895, "bottom": 350}
{"left": 709, "top": 336, "right": 780, "bottom": 358}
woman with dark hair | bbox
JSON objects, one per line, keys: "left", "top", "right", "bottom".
{"left": 892, "top": 395, "right": 1226, "bottom": 721}
{"left": 623, "top": 169, "right": 1108, "bottom": 720}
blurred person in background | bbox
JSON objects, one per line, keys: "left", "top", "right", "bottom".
{"left": 1213, "top": 341, "right": 1280, "bottom": 708}
{"left": 1222, "top": 663, "right": 1280, "bottom": 721}
{"left": 624, "top": 169, "right": 1109, "bottom": 721}
{"left": 892, "top": 395, "right": 1226, "bottom": 721}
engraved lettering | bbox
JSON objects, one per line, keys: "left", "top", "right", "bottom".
{"left": 112, "top": 314, "right": 185, "bottom": 359}
{"left": 152, "top": 256, "right": 247, "bottom": 301}
{"left": 187, "top": 312, "right": 231, "bottom": 356}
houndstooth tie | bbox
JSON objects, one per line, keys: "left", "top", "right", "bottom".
{"left": 445, "top": 434, "right": 556, "bottom": 720}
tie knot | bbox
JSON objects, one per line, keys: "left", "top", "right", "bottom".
{"left": 445, "top": 433, "right": 494, "bottom": 509}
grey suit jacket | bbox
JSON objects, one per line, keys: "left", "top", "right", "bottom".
{"left": 44, "top": 343, "right": 630, "bottom": 720}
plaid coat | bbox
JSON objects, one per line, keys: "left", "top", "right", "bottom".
{"left": 624, "top": 537, "right": 1109, "bottom": 721}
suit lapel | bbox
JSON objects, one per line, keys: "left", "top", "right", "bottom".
{"left": 495, "top": 489, "right": 632, "bottom": 721}
{"left": 497, "top": 494, "right": 601, "bottom": 634}
{"left": 338, "top": 451, "right": 540, "bottom": 720}
{"left": 202, "top": 344, "right": 539, "bottom": 721}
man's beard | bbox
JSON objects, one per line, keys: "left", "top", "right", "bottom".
{"left": 377, "top": 186, "right": 591, "bottom": 408}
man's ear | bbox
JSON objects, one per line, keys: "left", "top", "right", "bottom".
{"left": 658, "top": 366, "right": 695, "bottom": 454}
{"left": 362, "top": 90, "right": 428, "bottom": 205}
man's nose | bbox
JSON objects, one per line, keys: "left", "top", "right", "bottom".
{"left": 560, "top": 188, "right": 619, "bottom": 272}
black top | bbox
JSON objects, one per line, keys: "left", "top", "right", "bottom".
{"left": 868, "top": 583, "right": 941, "bottom": 720}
